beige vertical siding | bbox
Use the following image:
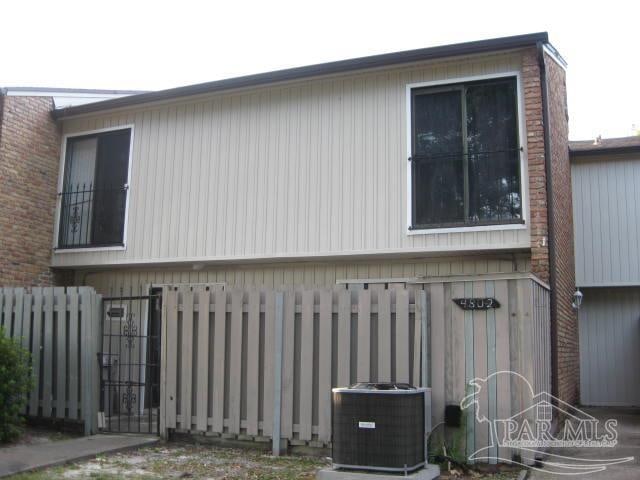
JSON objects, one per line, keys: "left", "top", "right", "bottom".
{"left": 54, "top": 50, "right": 531, "bottom": 268}
{"left": 572, "top": 154, "right": 640, "bottom": 287}
{"left": 77, "top": 255, "right": 531, "bottom": 294}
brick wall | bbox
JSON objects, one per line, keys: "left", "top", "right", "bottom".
{"left": 544, "top": 53, "right": 579, "bottom": 405}
{"left": 0, "top": 95, "right": 64, "bottom": 286}
{"left": 522, "top": 48, "right": 578, "bottom": 405}
{"left": 522, "top": 48, "right": 550, "bottom": 283}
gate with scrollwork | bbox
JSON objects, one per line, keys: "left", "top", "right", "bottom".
{"left": 98, "top": 287, "right": 161, "bottom": 434}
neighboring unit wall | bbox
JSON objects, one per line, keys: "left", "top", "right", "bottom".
{"left": 544, "top": 52, "right": 578, "bottom": 405}
{"left": 572, "top": 153, "right": 640, "bottom": 287}
{"left": 76, "top": 254, "right": 531, "bottom": 294}
{"left": 578, "top": 287, "right": 640, "bottom": 406}
{"left": 54, "top": 50, "right": 535, "bottom": 269}
{"left": 0, "top": 95, "right": 63, "bottom": 286}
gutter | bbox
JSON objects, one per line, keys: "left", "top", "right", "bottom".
{"left": 537, "top": 41, "right": 558, "bottom": 399}
{"left": 569, "top": 146, "right": 640, "bottom": 158}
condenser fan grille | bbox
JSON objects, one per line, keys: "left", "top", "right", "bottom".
{"left": 332, "top": 384, "right": 426, "bottom": 472}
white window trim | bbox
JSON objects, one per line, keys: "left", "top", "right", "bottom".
{"left": 53, "top": 124, "right": 135, "bottom": 253}
{"left": 405, "top": 71, "right": 529, "bottom": 236}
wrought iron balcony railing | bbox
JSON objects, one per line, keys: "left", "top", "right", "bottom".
{"left": 57, "top": 183, "right": 127, "bottom": 249}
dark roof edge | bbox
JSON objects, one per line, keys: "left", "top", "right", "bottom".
{"left": 54, "top": 32, "right": 549, "bottom": 119}
{"left": 569, "top": 145, "right": 640, "bottom": 157}
{"left": 3, "top": 86, "right": 146, "bottom": 95}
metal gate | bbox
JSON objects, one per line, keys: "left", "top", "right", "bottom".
{"left": 98, "top": 287, "right": 162, "bottom": 433}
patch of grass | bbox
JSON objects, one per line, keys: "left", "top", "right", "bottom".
{"left": 9, "top": 465, "right": 68, "bottom": 480}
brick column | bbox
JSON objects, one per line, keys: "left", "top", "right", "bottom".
{"left": 0, "top": 95, "right": 63, "bottom": 286}
{"left": 522, "top": 48, "right": 550, "bottom": 283}
{"left": 522, "top": 47, "right": 579, "bottom": 405}
{"left": 544, "top": 53, "right": 579, "bottom": 405}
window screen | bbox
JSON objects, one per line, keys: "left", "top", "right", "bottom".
{"left": 58, "top": 128, "right": 131, "bottom": 248}
{"left": 410, "top": 78, "right": 521, "bottom": 229}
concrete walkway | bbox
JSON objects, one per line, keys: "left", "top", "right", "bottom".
{"left": 0, "top": 434, "right": 159, "bottom": 478}
{"left": 529, "top": 407, "right": 640, "bottom": 480}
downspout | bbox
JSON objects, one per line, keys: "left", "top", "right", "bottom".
{"left": 537, "top": 42, "right": 558, "bottom": 398}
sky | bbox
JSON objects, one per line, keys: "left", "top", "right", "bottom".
{"left": 1, "top": 0, "right": 638, "bottom": 140}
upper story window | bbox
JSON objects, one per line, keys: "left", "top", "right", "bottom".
{"left": 409, "top": 77, "right": 523, "bottom": 230}
{"left": 57, "top": 128, "right": 132, "bottom": 249}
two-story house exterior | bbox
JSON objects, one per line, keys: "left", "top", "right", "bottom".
{"left": 570, "top": 136, "right": 640, "bottom": 407}
{"left": 30, "top": 33, "right": 577, "bottom": 405}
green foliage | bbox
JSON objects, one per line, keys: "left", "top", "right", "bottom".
{"left": 428, "top": 384, "right": 473, "bottom": 470}
{"left": 428, "top": 419, "right": 467, "bottom": 467}
{"left": 0, "top": 326, "right": 33, "bottom": 442}
{"left": 446, "top": 417, "right": 468, "bottom": 465}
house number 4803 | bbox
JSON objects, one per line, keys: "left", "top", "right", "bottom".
{"left": 452, "top": 298, "right": 501, "bottom": 310}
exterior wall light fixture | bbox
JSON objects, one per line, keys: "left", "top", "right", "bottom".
{"left": 572, "top": 288, "right": 583, "bottom": 310}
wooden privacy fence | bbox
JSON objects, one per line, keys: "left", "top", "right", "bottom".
{"left": 1, "top": 274, "right": 550, "bottom": 462}
{"left": 420, "top": 276, "right": 551, "bottom": 464}
{"left": 160, "top": 286, "right": 428, "bottom": 449}
{"left": 161, "top": 276, "right": 550, "bottom": 461}
{"left": 0, "top": 287, "right": 101, "bottom": 435}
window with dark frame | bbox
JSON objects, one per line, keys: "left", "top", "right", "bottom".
{"left": 57, "top": 128, "right": 131, "bottom": 249}
{"left": 410, "top": 77, "right": 522, "bottom": 230}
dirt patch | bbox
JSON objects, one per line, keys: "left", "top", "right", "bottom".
{"left": 7, "top": 441, "right": 525, "bottom": 479}
{"left": 9, "top": 443, "right": 329, "bottom": 479}
{"left": 439, "top": 473, "right": 520, "bottom": 479}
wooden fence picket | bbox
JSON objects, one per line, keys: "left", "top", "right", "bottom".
{"left": 378, "top": 289, "right": 391, "bottom": 382}
{"left": 211, "top": 289, "right": 226, "bottom": 433}
{"left": 337, "top": 289, "right": 350, "bottom": 387}
{"left": 298, "top": 290, "right": 314, "bottom": 441}
{"left": 55, "top": 287, "right": 67, "bottom": 419}
{"left": 14, "top": 288, "right": 24, "bottom": 340}
{"left": 262, "top": 291, "right": 275, "bottom": 437}
{"left": 246, "top": 290, "right": 260, "bottom": 436}
{"left": 228, "top": 289, "right": 243, "bottom": 434}
{"left": 181, "top": 289, "right": 194, "bottom": 430}
{"left": 317, "top": 289, "right": 332, "bottom": 443}
{"left": 164, "top": 288, "right": 178, "bottom": 429}
{"left": 42, "top": 288, "right": 54, "bottom": 417}
{"left": 395, "top": 289, "right": 410, "bottom": 383}
{"left": 68, "top": 288, "right": 79, "bottom": 420}
{"left": 357, "top": 289, "right": 371, "bottom": 382}
{"left": 280, "top": 289, "right": 295, "bottom": 439}
{"left": 30, "top": 287, "right": 43, "bottom": 416}
{"left": 196, "top": 289, "right": 210, "bottom": 432}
